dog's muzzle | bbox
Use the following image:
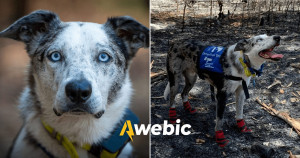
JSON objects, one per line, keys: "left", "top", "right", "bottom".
{"left": 273, "top": 36, "right": 280, "bottom": 45}
{"left": 258, "top": 36, "right": 283, "bottom": 61}
{"left": 52, "top": 79, "right": 105, "bottom": 118}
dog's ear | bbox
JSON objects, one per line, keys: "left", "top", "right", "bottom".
{"left": 0, "top": 10, "right": 61, "bottom": 44}
{"left": 234, "top": 39, "right": 249, "bottom": 52}
{"left": 105, "top": 16, "right": 149, "bottom": 59}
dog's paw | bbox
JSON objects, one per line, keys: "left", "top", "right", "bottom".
{"left": 237, "top": 119, "right": 252, "bottom": 134}
{"left": 183, "top": 101, "right": 196, "bottom": 114}
{"left": 169, "top": 108, "right": 177, "bottom": 124}
{"left": 215, "top": 130, "right": 230, "bottom": 148}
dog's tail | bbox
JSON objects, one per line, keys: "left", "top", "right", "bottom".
{"left": 163, "top": 82, "right": 170, "bottom": 100}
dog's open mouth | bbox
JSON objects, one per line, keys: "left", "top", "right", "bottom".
{"left": 258, "top": 45, "right": 283, "bottom": 61}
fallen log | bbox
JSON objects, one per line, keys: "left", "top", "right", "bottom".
{"left": 151, "top": 71, "right": 165, "bottom": 78}
{"left": 289, "top": 150, "right": 300, "bottom": 158}
{"left": 256, "top": 98, "right": 300, "bottom": 136}
{"left": 151, "top": 71, "right": 167, "bottom": 84}
{"left": 150, "top": 60, "right": 154, "bottom": 69}
{"left": 267, "top": 79, "right": 281, "bottom": 89}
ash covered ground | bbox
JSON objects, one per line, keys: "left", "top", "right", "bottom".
{"left": 151, "top": 1, "right": 300, "bottom": 157}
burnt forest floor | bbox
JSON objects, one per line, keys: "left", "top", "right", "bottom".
{"left": 151, "top": 10, "right": 300, "bottom": 158}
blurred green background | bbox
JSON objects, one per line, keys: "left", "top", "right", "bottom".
{"left": 0, "top": 0, "right": 149, "bottom": 157}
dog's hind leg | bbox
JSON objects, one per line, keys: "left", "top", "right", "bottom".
{"left": 168, "top": 71, "right": 180, "bottom": 124}
{"left": 181, "top": 69, "right": 197, "bottom": 114}
{"left": 166, "top": 47, "right": 183, "bottom": 124}
{"left": 215, "top": 89, "right": 230, "bottom": 148}
{"left": 235, "top": 86, "right": 252, "bottom": 133}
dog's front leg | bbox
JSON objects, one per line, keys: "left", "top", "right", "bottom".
{"left": 235, "top": 86, "right": 245, "bottom": 120}
{"left": 235, "top": 86, "right": 252, "bottom": 133}
{"left": 215, "top": 89, "right": 229, "bottom": 147}
{"left": 215, "top": 89, "right": 226, "bottom": 131}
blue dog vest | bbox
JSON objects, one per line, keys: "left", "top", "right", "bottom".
{"left": 197, "top": 46, "right": 251, "bottom": 100}
{"left": 101, "top": 108, "right": 139, "bottom": 153}
{"left": 199, "top": 46, "right": 225, "bottom": 74}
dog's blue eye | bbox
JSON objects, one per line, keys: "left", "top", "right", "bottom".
{"left": 98, "top": 53, "right": 110, "bottom": 62}
{"left": 49, "top": 52, "right": 61, "bottom": 62}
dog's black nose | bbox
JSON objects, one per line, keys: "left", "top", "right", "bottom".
{"left": 273, "top": 36, "right": 280, "bottom": 42}
{"left": 65, "top": 79, "right": 92, "bottom": 103}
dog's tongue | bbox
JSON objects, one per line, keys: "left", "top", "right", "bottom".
{"left": 265, "top": 51, "right": 284, "bottom": 59}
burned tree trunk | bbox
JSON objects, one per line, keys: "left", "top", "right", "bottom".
{"left": 217, "top": 0, "right": 225, "bottom": 20}
{"left": 180, "top": 0, "right": 197, "bottom": 32}
{"left": 210, "top": 0, "right": 213, "bottom": 19}
{"left": 181, "top": 2, "right": 187, "bottom": 32}
{"left": 298, "top": 0, "right": 300, "bottom": 28}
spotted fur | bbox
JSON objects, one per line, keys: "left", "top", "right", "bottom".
{"left": 0, "top": 10, "right": 148, "bottom": 158}
{"left": 164, "top": 34, "right": 282, "bottom": 146}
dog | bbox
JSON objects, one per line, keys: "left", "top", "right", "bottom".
{"left": 0, "top": 10, "right": 148, "bottom": 158}
{"left": 164, "top": 34, "right": 283, "bottom": 147}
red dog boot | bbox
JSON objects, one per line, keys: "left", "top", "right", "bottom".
{"left": 183, "top": 101, "right": 196, "bottom": 114}
{"left": 237, "top": 119, "right": 252, "bottom": 133}
{"left": 215, "top": 130, "right": 230, "bottom": 148}
{"left": 169, "top": 108, "right": 177, "bottom": 124}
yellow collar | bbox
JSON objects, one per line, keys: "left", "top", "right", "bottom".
{"left": 238, "top": 51, "right": 256, "bottom": 77}
{"left": 42, "top": 120, "right": 84, "bottom": 158}
{"left": 41, "top": 121, "right": 118, "bottom": 158}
